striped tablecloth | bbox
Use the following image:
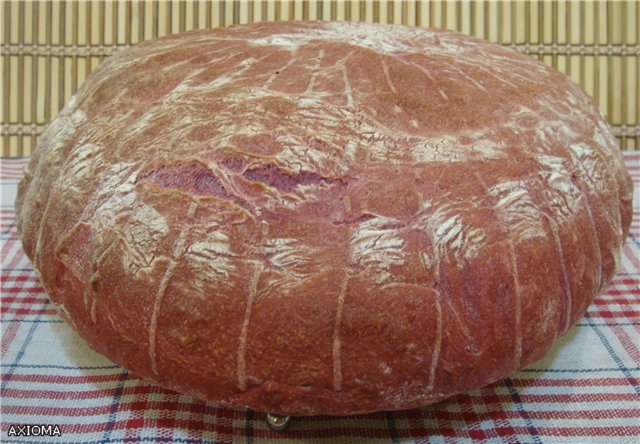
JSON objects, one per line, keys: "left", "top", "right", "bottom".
{"left": 1, "top": 153, "right": 639, "bottom": 444}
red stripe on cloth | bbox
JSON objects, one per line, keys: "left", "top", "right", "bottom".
{"left": 0, "top": 398, "right": 231, "bottom": 419}
{"left": 609, "top": 276, "right": 640, "bottom": 287}
{"left": 1, "top": 308, "right": 56, "bottom": 316}
{"left": 608, "top": 277, "right": 640, "bottom": 286}
{"left": 396, "top": 402, "right": 640, "bottom": 423}
{"left": 0, "top": 225, "right": 17, "bottom": 236}
{"left": 592, "top": 297, "right": 639, "bottom": 305}
{"left": 0, "top": 160, "right": 29, "bottom": 180}
{"left": 0, "top": 384, "right": 183, "bottom": 400}
{"left": 8, "top": 373, "right": 128, "bottom": 384}
{"left": 0, "top": 320, "right": 20, "bottom": 358}
{"left": 1, "top": 290, "right": 49, "bottom": 301}
{"left": 408, "top": 406, "right": 640, "bottom": 422}
{"left": 1, "top": 297, "right": 53, "bottom": 312}
{"left": 0, "top": 274, "right": 40, "bottom": 282}
{"left": 0, "top": 173, "right": 25, "bottom": 180}
{"left": 609, "top": 324, "right": 640, "bottom": 363}
{"left": 0, "top": 237, "right": 17, "bottom": 261}
{"left": 586, "top": 310, "right": 640, "bottom": 319}
{"left": 534, "top": 426, "right": 640, "bottom": 437}
{"left": 2, "top": 238, "right": 26, "bottom": 271}
{"left": 461, "top": 392, "right": 639, "bottom": 404}
{"left": 587, "top": 309, "right": 640, "bottom": 336}
{"left": 593, "top": 292, "right": 639, "bottom": 304}
{"left": 509, "top": 377, "right": 636, "bottom": 388}
{"left": 0, "top": 159, "right": 29, "bottom": 164}
{"left": 523, "top": 409, "right": 640, "bottom": 421}
{"left": 2, "top": 287, "right": 47, "bottom": 294}
{"left": 624, "top": 155, "right": 639, "bottom": 171}
{"left": 622, "top": 244, "right": 640, "bottom": 268}
{"left": 591, "top": 300, "right": 639, "bottom": 309}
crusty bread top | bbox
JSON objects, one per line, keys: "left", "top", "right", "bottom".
{"left": 16, "top": 21, "right": 633, "bottom": 415}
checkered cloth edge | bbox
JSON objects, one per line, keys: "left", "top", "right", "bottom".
{"left": 1, "top": 154, "right": 639, "bottom": 444}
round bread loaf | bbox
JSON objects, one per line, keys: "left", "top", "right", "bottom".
{"left": 16, "top": 21, "right": 633, "bottom": 416}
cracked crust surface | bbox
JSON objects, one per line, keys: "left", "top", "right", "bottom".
{"left": 15, "top": 21, "right": 633, "bottom": 416}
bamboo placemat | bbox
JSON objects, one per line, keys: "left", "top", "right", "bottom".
{"left": 1, "top": 0, "right": 639, "bottom": 157}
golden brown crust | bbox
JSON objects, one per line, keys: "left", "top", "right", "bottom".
{"left": 16, "top": 21, "right": 633, "bottom": 415}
